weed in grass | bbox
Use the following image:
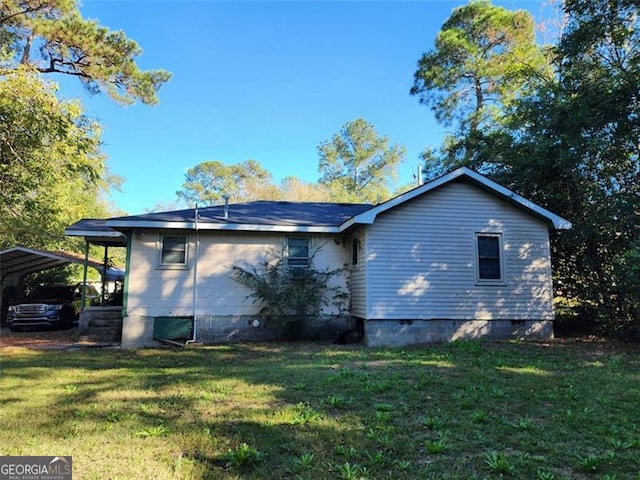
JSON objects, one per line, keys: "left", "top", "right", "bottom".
{"left": 425, "top": 431, "right": 448, "bottom": 454}
{"left": 365, "top": 451, "right": 385, "bottom": 465}
{"left": 291, "top": 453, "right": 314, "bottom": 471}
{"left": 289, "top": 402, "right": 322, "bottom": 425}
{"left": 221, "top": 443, "right": 264, "bottom": 469}
{"left": 63, "top": 384, "right": 78, "bottom": 393}
{"left": 374, "top": 402, "right": 394, "bottom": 412}
{"left": 511, "top": 417, "right": 536, "bottom": 431}
{"left": 490, "top": 386, "right": 506, "bottom": 399}
{"left": 484, "top": 450, "right": 515, "bottom": 475}
{"left": 471, "top": 410, "right": 489, "bottom": 423}
{"left": 106, "top": 411, "right": 122, "bottom": 423}
{"left": 334, "top": 445, "right": 358, "bottom": 458}
{"left": 394, "top": 459, "right": 412, "bottom": 471}
{"left": 293, "top": 382, "right": 307, "bottom": 390}
{"left": 137, "top": 422, "right": 170, "bottom": 438}
{"left": 608, "top": 438, "right": 634, "bottom": 450}
{"left": 138, "top": 402, "right": 154, "bottom": 414}
{"left": 336, "top": 461, "right": 364, "bottom": 480}
{"left": 364, "top": 380, "right": 391, "bottom": 393}
{"left": 374, "top": 410, "right": 392, "bottom": 423}
{"left": 421, "top": 415, "right": 444, "bottom": 430}
{"left": 577, "top": 453, "right": 601, "bottom": 472}
{"left": 326, "top": 395, "right": 350, "bottom": 409}
{"left": 600, "top": 475, "right": 618, "bottom": 480}
{"left": 536, "top": 470, "right": 556, "bottom": 480}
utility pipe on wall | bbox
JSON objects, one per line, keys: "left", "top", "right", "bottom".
{"left": 187, "top": 204, "right": 199, "bottom": 345}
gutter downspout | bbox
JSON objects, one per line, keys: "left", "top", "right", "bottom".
{"left": 186, "top": 205, "right": 199, "bottom": 345}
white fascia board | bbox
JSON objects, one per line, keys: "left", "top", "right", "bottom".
{"left": 340, "top": 167, "right": 572, "bottom": 231}
{"left": 105, "top": 220, "right": 341, "bottom": 234}
{"left": 64, "top": 229, "right": 126, "bottom": 238}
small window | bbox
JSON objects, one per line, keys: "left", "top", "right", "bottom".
{"left": 351, "top": 237, "right": 359, "bottom": 266}
{"left": 160, "top": 235, "right": 188, "bottom": 266}
{"left": 286, "top": 236, "right": 310, "bottom": 269}
{"left": 476, "top": 234, "right": 503, "bottom": 282}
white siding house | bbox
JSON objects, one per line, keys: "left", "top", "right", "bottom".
{"left": 66, "top": 167, "right": 571, "bottom": 348}
{"left": 359, "top": 182, "right": 556, "bottom": 346}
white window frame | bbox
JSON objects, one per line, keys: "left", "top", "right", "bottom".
{"left": 475, "top": 233, "right": 505, "bottom": 284}
{"left": 157, "top": 234, "right": 190, "bottom": 269}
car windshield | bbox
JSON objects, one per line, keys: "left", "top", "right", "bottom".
{"left": 28, "top": 286, "right": 75, "bottom": 302}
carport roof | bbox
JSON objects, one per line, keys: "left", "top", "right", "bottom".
{"left": 0, "top": 247, "right": 124, "bottom": 282}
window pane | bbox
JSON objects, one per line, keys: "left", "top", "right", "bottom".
{"left": 477, "top": 235, "right": 501, "bottom": 280}
{"left": 479, "top": 259, "right": 501, "bottom": 279}
{"left": 478, "top": 236, "right": 499, "bottom": 258}
{"left": 287, "top": 237, "right": 309, "bottom": 267}
{"left": 162, "top": 236, "right": 187, "bottom": 264}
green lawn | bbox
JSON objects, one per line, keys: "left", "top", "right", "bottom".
{"left": 1, "top": 340, "right": 639, "bottom": 479}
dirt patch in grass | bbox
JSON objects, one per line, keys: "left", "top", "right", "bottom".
{"left": 0, "top": 326, "right": 79, "bottom": 348}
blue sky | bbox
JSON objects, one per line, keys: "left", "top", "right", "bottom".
{"left": 63, "top": 0, "right": 549, "bottom": 214}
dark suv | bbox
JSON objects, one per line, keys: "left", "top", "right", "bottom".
{"left": 6, "top": 284, "right": 98, "bottom": 331}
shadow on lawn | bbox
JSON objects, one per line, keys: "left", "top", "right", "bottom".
{"left": 2, "top": 340, "right": 639, "bottom": 478}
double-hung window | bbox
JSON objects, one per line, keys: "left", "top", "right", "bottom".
{"left": 476, "top": 233, "right": 503, "bottom": 282}
{"left": 159, "top": 235, "right": 188, "bottom": 267}
{"left": 286, "top": 236, "right": 310, "bottom": 270}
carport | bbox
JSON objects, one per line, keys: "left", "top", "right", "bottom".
{"left": 0, "top": 245, "right": 125, "bottom": 326}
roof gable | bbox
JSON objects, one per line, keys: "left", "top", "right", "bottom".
{"left": 342, "top": 167, "right": 572, "bottom": 230}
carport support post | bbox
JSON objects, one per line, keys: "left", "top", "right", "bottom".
{"left": 101, "top": 245, "right": 109, "bottom": 305}
{"left": 81, "top": 241, "right": 89, "bottom": 310}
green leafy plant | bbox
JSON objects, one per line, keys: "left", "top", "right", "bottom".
{"left": 292, "top": 452, "right": 315, "bottom": 471}
{"left": 577, "top": 453, "right": 600, "bottom": 472}
{"left": 471, "top": 410, "right": 489, "bottom": 423}
{"left": 484, "top": 450, "right": 515, "bottom": 475}
{"left": 137, "top": 422, "right": 170, "bottom": 438}
{"left": 221, "top": 443, "right": 264, "bottom": 469}
{"left": 231, "top": 246, "right": 349, "bottom": 339}
{"left": 326, "top": 395, "right": 350, "bottom": 409}
{"left": 336, "top": 461, "right": 364, "bottom": 480}
{"left": 425, "top": 431, "right": 448, "bottom": 454}
{"left": 536, "top": 470, "right": 556, "bottom": 480}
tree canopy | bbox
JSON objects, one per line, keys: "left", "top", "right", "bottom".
{"left": 0, "top": 68, "right": 114, "bottom": 249}
{"left": 0, "top": 0, "right": 171, "bottom": 105}
{"left": 411, "top": 0, "right": 546, "bottom": 167}
{"left": 317, "top": 118, "right": 406, "bottom": 203}
{"left": 176, "top": 160, "right": 276, "bottom": 206}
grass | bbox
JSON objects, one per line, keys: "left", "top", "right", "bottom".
{"left": 0, "top": 339, "right": 639, "bottom": 479}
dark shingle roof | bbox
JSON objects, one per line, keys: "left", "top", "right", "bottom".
{"left": 109, "top": 201, "right": 373, "bottom": 227}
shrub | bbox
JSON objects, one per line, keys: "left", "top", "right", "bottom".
{"left": 231, "top": 245, "right": 348, "bottom": 339}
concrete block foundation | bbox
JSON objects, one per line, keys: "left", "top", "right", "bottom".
{"left": 120, "top": 313, "right": 354, "bottom": 348}
{"left": 364, "top": 319, "right": 553, "bottom": 347}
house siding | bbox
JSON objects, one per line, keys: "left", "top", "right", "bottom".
{"left": 121, "top": 230, "right": 350, "bottom": 347}
{"left": 350, "top": 228, "right": 367, "bottom": 318}
{"left": 363, "top": 182, "right": 554, "bottom": 324}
